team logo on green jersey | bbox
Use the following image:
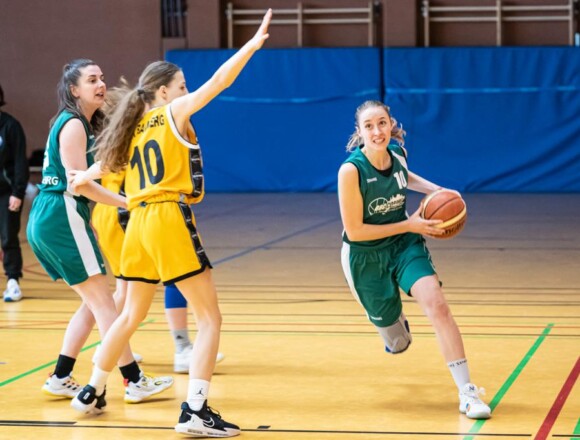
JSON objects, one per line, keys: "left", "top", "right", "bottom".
{"left": 368, "top": 194, "right": 405, "bottom": 215}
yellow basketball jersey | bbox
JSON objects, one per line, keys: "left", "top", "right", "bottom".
{"left": 125, "top": 105, "right": 204, "bottom": 211}
{"left": 92, "top": 169, "right": 127, "bottom": 276}
{"left": 100, "top": 168, "right": 125, "bottom": 194}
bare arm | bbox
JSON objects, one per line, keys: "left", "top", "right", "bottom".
{"left": 60, "top": 120, "right": 126, "bottom": 208}
{"left": 407, "top": 171, "right": 442, "bottom": 194}
{"left": 170, "top": 8, "right": 272, "bottom": 127}
{"left": 68, "top": 160, "right": 108, "bottom": 190}
{"left": 407, "top": 170, "right": 462, "bottom": 201}
{"left": 74, "top": 180, "right": 125, "bottom": 207}
{"left": 338, "top": 164, "right": 444, "bottom": 242}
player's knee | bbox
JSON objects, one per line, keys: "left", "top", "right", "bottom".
{"left": 119, "top": 309, "right": 143, "bottom": 331}
{"left": 197, "top": 310, "right": 222, "bottom": 332}
{"left": 380, "top": 312, "right": 412, "bottom": 354}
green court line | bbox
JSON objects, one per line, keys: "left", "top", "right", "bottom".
{"left": 572, "top": 417, "right": 580, "bottom": 439}
{"left": 462, "top": 323, "right": 554, "bottom": 440}
{"left": 0, "top": 318, "right": 154, "bottom": 388}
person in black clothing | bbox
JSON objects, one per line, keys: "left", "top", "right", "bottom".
{"left": 0, "top": 83, "right": 29, "bottom": 302}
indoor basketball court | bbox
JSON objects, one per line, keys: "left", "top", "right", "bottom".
{"left": 1, "top": 0, "right": 579, "bottom": 439}
{"left": 0, "top": 191, "right": 578, "bottom": 439}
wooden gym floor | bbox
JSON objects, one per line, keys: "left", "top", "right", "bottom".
{"left": 0, "top": 192, "right": 579, "bottom": 440}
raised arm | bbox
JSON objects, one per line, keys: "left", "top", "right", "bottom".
{"left": 170, "top": 8, "right": 272, "bottom": 127}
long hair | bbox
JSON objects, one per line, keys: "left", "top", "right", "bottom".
{"left": 95, "top": 61, "right": 182, "bottom": 172}
{"left": 0, "top": 83, "right": 5, "bottom": 108}
{"left": 50, "top": 59, "right": 105, "bottom": 133}
{"left": 346, "top": 100, "right": 406, "bottom": 151}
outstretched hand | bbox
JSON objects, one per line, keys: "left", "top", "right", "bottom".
{"left": 407, "top": 206, "right": 446, "bottom": 238}
{"left": 250, "top": 8, "right": 272, "bottom": 51}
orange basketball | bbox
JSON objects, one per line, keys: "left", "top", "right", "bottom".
{"left": 420, "top": 189, "right": 467, "bottom": 239}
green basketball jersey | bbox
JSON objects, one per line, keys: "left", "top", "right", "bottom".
{"left": 342, "top": 143, "right": 410, "bottom": 249}
{"left": 38, "top": 111, "right": 95, "bottom": 202}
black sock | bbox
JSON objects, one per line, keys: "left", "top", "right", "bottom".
{"left": 119, "top": 361, "right": 141, "bottom": 384}
{"left": 54, "top": 354, "right": 76, "bottom": 378}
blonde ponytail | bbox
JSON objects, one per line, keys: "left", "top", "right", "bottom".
{"left": 93, "top": 61, "right": 182, "bottom": 173}
{"left": 95, "top": 88, "right": 145, "bottom": 172}
{"left": 346, "top": 131, "right": 363, "bottom": 151}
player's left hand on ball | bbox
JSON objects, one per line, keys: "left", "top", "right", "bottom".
{"left": 441, "top": 188, "right": 461, "bottom": 197}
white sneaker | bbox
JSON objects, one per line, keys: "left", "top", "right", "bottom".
{"left": 42, "top": 373, "right": 81, "bottom": 398}
{"left": 124, "top": 372, "right": 174, "bottom": 403}
{"left": 93, "top": 344, "right": 143, "bottom": 364}
{"left": 3, "top": 279, "right": 22, "bottom": 302}
{"left": 459, "top": 383, "right": 491, "bottom": 419}
{"left": 174, "top": 344, "right": 225, "bottom": 373}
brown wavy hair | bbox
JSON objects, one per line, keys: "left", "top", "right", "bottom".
{"left": 50, "top": 59, "right": 106, "bottom": 133}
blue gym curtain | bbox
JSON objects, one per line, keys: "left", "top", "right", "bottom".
{"left": 167, "top": 47, "right": 580, "bottom": 192}
{"left": 167, "top": 48, "right": 381, "bottom": 192}
{"left": 384, "top": 47, "right": 580, "bottom": 192}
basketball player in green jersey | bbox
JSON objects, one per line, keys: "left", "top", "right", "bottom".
{"left": 26, "top": 59, "right": 173, "bottom": 408}
{"left": 338, "top": 100, "right": 491, "bottom": 419}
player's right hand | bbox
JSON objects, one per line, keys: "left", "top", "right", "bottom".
{"left": 407, "top": 206, "right": 445, "bottom": 237}
{"left": 67, "top": 169, "right": 91, "bottom": 191}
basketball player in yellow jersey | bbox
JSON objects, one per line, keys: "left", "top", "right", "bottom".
{"left": 92, "top": 169, "right": 225, "bottom": 369}
{"left": 90, "top": 170, "right": 146, "bottom": 362}
{"left": 70, "top": 9, "right": 272, "bottom": 437}
{"left": 91, "top": 171, "right": 127, "bottom": 283}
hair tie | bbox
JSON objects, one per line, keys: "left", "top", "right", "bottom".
{"left": 137, "top": 88, "right": 145, "bottom": 97}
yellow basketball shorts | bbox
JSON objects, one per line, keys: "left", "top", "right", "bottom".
{"left": 120, "top": 201, "right": 212, "bottom": 285}
{"left": 91, "top": 203, "right": 128, "bottom": 277}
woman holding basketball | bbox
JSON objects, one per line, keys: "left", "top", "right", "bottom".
{"left": 338, "top": 100, "right": 491, "bottom": 419}
{"left": 69, "top": 9, "right": 272, "bottom": 436}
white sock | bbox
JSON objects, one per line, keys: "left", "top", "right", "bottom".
{"left": 173, "top": 329, "right": 192, "bottom": 353}
{"left": 187, "top": 379, "right": 210, "bottom": 411}
{"left": 89, "top": 366, "right": 110, "bottom": 395}
{"left": 447, "top": 358, "right": 470, "bottom": 390}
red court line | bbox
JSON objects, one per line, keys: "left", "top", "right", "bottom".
{"left": 534, "top": 356, "right": 580, "bottom": 440}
